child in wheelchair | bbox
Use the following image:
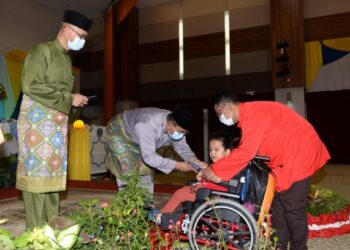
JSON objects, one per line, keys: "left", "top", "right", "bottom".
{"left": 148, "top": 130, "right": 237, "bottom": 223}
{"left": 148, "top": 129, "right": 274, "bottom": 249}
{"left": 162, "top": 130, "right": 239, "bottom": 211}
{"left": 149, "top": 129, "right": 247, "bottom": 222}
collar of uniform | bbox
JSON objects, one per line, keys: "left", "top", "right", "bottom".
{"left": 53, "top": 39, "right": 68, "bottom": 53}
{"left": 163, "top": 112, "right": 170, "bottom": 134}
{"left": 236, "top": 102, "right": 244, "bottom": 128}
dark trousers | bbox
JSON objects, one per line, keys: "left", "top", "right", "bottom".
{"left": 271, "top": 177, "right": 311, "bottom": 250}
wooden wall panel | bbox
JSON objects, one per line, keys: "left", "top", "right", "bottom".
{"left": 73, "top": 12, "right": 350, "bottom": 71}
{"left": 305, "top": 12, "right": 350, "bottom": 41}
{"left": 270, "top": 0, "right": 305, "bottom": 88}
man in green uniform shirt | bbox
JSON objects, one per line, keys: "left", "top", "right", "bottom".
{"left": 16, "top": 10, "right": 93, "bottom": 229}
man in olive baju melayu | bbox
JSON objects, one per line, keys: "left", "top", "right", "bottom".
{"left": 16, "top": 10, "right": 93, "bottom": 229}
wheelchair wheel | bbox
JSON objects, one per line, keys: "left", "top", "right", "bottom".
{"left": 188, "top": 198, "right": 258, "bottom": 250}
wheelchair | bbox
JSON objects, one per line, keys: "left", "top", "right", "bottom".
{"left": 160, "top": 156, "right": 275, "bottom": 250}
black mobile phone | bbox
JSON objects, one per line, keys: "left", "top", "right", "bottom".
{"left": 191, "top": 163, "right": 201, "bottom": 172}
{"left": 88, "top": 95, "right": 98, "bottom": 100}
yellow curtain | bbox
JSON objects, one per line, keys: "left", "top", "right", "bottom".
{"left": 323, "top": 37, "right": 350, "bottom": 52}
{"left": 5, "top": 49, "right": 80, "bottom": 98}
{"left": 305, "top": 41, "right": 322, "bottom": 89}
{"left": 5, "top": 50, "right": 27, "bottom": 101}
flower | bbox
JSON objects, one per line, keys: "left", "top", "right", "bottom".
{"left": 100, "top": 202, "right": 109, "bottom": 208}
{"left": 0, "top": 84, "right": 7, "bottom": 100}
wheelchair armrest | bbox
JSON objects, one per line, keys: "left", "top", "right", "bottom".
{"left": 218, "top": 178, "right": 240, "bottom": 189}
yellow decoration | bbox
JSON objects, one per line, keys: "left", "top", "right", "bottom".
{"left": 305, "top": 37, "right": 350, "bottom": 89}
{"left": 5, "top": 49, "right": 27, "bottom": 100}
{"left": 323, "top": 37, "right": 350, "bottom": 52}
{"left": 68, "top": 125, "right": 91, "bottom": 181}
{"left": 305, "top": 41, "right": 322, "bottom": 89}
{"left": 73, "top": 119, "right": 85, "bottom": 129}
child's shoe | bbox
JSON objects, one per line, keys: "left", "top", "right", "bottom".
{"left": 147, "top": 209, "right": 161, "bottom": 225}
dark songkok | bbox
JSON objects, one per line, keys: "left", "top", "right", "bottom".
{"left": 63, "top": 10, "right": 93, "bottom": 32}
{"left": 172, "top": 105, "right": 196, "bottom": 131}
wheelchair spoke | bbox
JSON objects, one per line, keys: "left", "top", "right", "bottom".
{"left": 199, "top": 216, "right": 219, "bottom": 231}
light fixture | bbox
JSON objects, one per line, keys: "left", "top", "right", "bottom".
{"left": 286, "top": 92, "right": 296, "bottom": 110}
{"left": 178, "top": 0, "right": 184, "bottom": 80}
{"left": 224, "top": 1, "right": 231, "bottom": 75}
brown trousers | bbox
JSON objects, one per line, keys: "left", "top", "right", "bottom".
{"left": 271, "top": 177, "right": 311, "bottom": 250}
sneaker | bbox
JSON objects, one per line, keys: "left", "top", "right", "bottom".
{"left": 147, "top": 209, "right": 161, "bottom": 225}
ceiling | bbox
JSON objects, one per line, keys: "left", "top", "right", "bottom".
{"left": 137, "top": 0, "right": 174, "bottom": 8}
{"left": 33, "top": 0, "right": 112, "bottom": 18}
{"left": 32, "top": 0, "right": 175, "bottom": 18}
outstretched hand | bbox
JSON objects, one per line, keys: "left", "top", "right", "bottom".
{"left": 175, "top": 162, "right": 194, "bottom": 172}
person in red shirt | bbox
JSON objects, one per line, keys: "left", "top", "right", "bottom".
{"left": 202, "top": 92, "right": 330, "bottom": 250}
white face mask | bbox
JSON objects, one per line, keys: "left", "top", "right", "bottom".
{"left": 169, "top": 130, "right": 185, "bottom": 141}
{"left": 68, "top": 36, "right": 85, "bottom": 51}
{"left": 219, "top": 114, "right": 235, "bottom": 126}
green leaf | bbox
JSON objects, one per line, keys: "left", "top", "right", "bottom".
{"left": 0, "top": 235, "right": 15, "bottom": 250}
{"left": 58, "top": 234, "right": 78, "bottom": 249}
{"left": 57, "top": 224, "right": 80, "bottom": 242}
{"left": 13, "top": 232, "right": 31, "bottom": 248}
{"left": 0, "top": 228, "right": 12, "bottom": 238}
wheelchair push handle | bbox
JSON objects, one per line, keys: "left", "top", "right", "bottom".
{"left": 254, "top": 155, "right": 270, "bottom": 162}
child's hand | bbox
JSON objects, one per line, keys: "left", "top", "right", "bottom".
{"left": 196, "top": 170, "right": 203, "bottom": 181}
{"left": 202, "top": 167, "right": 223, "bottom": 183}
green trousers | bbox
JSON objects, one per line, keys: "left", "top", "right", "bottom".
{"left": 22, "top": 191, "right": 59, "bottom": 230}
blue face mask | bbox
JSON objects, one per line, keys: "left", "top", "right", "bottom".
{"left": 169, "top": 130, "right": 185, "bottom": 141}
{"left": 68, "top": 36, "right": 85, "bottom": 51}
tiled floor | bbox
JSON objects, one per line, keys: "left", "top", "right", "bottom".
{"left": 1, "top": 164, "right": 349, "bottom": 249}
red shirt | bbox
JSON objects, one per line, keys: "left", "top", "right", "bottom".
{"left": 211, "top": 101, "right": 330, "bottom": 192}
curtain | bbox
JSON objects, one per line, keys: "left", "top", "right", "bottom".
{"left": 323, "top": 37, "right": 350, "bottom": 51}
{"left": 0, "top": 56, "right": 16, "bottom": 119}
{"left": 305, "top": 41, "right": 322, "bottom": 89}
{"left": 116, "top": 0, "right": 139, "bottom": 23}
{"left": 103, "top": 7, "right": 115, "bottom": 125}
{"left": 103, "top": 0, "right": 138, "bottom": 125}
{"left": 305, "top": 37, "right": 350, "bottom": 90}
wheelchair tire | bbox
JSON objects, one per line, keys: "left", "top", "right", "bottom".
{"left": 188, "top": 198, "right": 258, "bottom": 250}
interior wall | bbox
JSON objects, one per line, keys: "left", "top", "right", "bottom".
{"left": 138, "top": 0, "right": 350, "bottom": 89}
{"left": 0, "top": 0, "right": 104, "bottom": 54}
{"left": 139, "top": 3, "right": 270, "bottom": 43}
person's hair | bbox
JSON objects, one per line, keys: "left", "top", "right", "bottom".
{"left": 166, "top": 113, "right": 176, "bottom": 124}
{"left": 213, "top": 91, "right": 239, "bottom": 106}
{"left": 210, "top": 131, "right": 235, "bottom": 151}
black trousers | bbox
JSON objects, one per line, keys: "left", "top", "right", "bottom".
{"left": 271, "top": 176, "right": 311, "bottom": 250}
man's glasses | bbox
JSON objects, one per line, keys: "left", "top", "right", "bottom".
{"left": 66, "top": 26, "right": 87, "bottom": 39}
